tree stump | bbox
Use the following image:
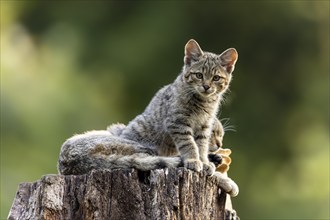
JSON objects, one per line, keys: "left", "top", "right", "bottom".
{"left": 8, "top": 168, "right": 228, "bottom": 220}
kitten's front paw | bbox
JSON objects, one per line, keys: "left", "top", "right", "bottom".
{"left": 208, "top": 153, "right": 222, "bottom": 166}
{"left": 213, "top": 172, "right": 239, "bottom": 197}
{"left": 184, "top": 159, "right": 203, "bottom": 172}
{"left": 225, "top": 209, "right": 240, "bottom": 220}
{"left": 203, "top": 162, "right": 216, "bottom": 176}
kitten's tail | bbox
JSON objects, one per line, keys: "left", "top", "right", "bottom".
{"left": 59, "top": 153, "right": 182, "bottom": 175}
{"left": 98, "top": 154, "right": 182, "bottom": 171}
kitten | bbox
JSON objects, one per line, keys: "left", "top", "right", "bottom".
{"left": 58, "top": 39, "right": 238, "bottom": 196}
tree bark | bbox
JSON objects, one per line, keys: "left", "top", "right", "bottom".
{"left": 8, "top": 168, "right": 228, "bottom": 220}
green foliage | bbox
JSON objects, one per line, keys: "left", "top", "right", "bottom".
{"left": 1, "top": 1, "right": 329, "bottom": 219}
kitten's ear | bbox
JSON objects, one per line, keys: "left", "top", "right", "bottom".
{"left": 219, "top": 48, "right": 238, "bottom": 74}
{"left": 184, "top": 39, "right": 204, "bottom": 66}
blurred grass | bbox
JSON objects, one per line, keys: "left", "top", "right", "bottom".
{"left": 1, "top": 1, "right": 329, "bottom": 219}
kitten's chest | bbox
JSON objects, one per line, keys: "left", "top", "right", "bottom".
{"left": 190, "top": 113, "right": 214, "bottom": 131}
{"left": 187, "top": 93, "right": 219, "bottom": 113}
{"left": 189, "top": 102, "right": 218, "bottom": 125}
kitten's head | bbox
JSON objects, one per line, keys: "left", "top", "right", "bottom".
{"left": 182, "top": 39, "right": 238, "bottom": 97}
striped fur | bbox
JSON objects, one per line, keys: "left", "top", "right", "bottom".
{"left": 58, "top": 39, "right": 239, "bottom": 196}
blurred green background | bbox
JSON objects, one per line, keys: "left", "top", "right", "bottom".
{"left": 1, "top": 1, "right": 329, "bottom": 219}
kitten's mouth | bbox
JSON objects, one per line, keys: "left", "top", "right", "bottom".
{"left": 199, "top": 89, "right": 215, "bottom": 97}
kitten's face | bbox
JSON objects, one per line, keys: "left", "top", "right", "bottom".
{"left": 209, "top": 119, "right": 225, "bottom": 152}
{"left": 183, "top": 40, "right": 238, "bottom": 97}
{"left": 185, "top": 53, "right": 232, "bottom": 97}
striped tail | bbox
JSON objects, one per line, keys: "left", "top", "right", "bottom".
{"left": 58, "top": 153, "right": 182, "bottom": 175}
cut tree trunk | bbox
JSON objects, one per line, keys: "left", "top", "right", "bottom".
{"left": 8, "top": 168, "right": 228, "bottom": 220}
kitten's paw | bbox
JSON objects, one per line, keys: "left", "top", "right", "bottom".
{"left": 208, "top": 153, "right": 222, "bottom": 166}
{"left": 213, "top": 172, "right": 239, "bottom": 197}
{"left": 225, "top": 209, "right": 240, "bottom": 220}
{"left": 184, "top": 159, "right": 203, "bottom": 172}
{"left": 203, "top": 162, "right": 216, "bottom": 176}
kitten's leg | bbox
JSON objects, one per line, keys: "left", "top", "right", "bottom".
{"left": 195, "top": 127, "right": 215, "bottom": 175}
{"left": 213, "top": 172, "right": 239, "bottom": 197}
{"left": 166, "top": 120, "right": 202, "bottom": 172}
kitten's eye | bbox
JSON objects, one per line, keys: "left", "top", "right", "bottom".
{"left": 195, "top": 72, "right": 203, "bottom": 79}
{"left": 212, "top": 75, "right": 222, "bottom": 81}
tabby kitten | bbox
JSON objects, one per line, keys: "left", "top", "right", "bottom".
{"left": 58, "top": 39, "right": 238, "bottom": 195}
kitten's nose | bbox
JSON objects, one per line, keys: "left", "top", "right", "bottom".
{"left": 203, "top": 85, "right": 210, "bottom": 91}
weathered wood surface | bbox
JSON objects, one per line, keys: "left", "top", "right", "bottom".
{"left": 8, "top": 168, "right": 227, "bottom": 220}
